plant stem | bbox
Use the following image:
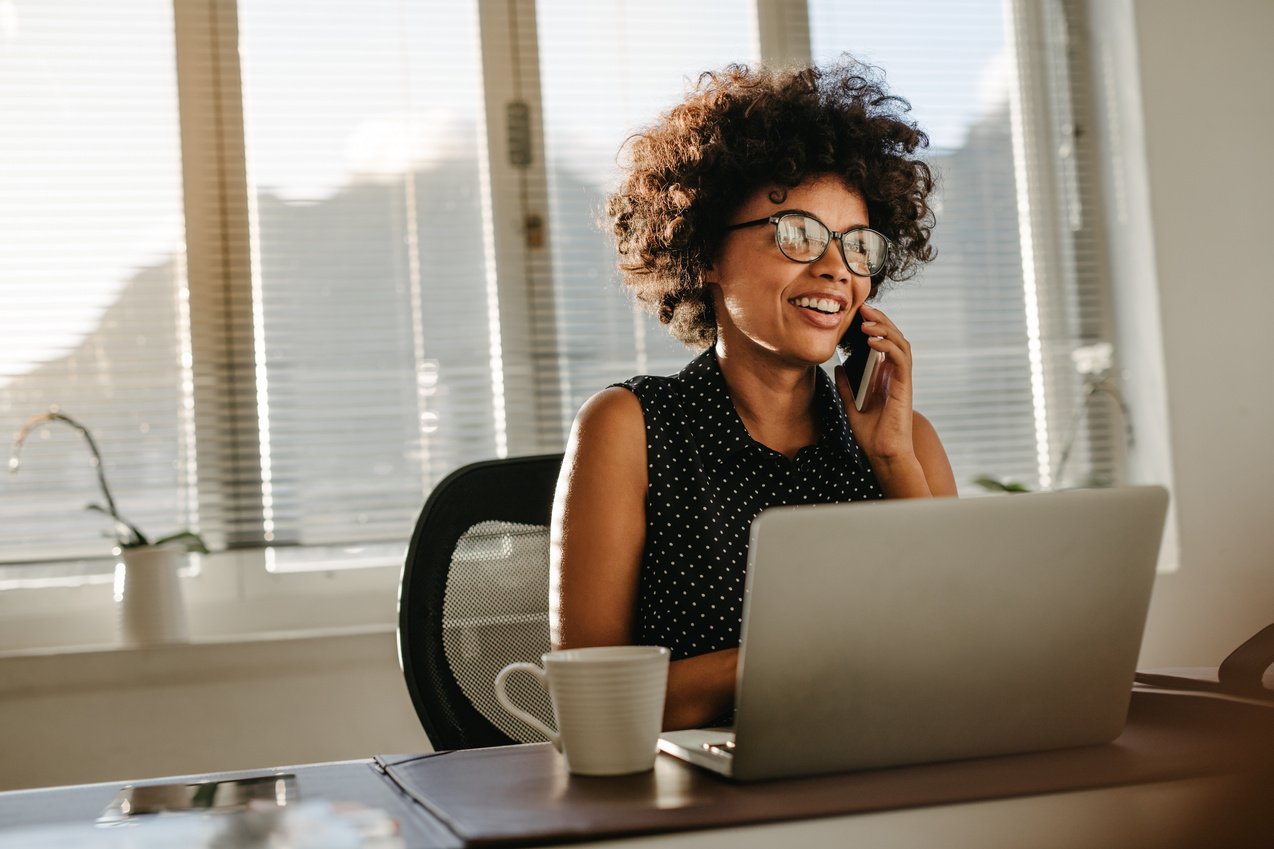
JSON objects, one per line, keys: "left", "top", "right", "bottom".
{"left": 9, "top": 410, "right": 147, "bottom": 547}
{"left": 1053, "top": 378, "right": 1136, "bottom": 487}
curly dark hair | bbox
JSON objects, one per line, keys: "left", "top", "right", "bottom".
{"left": 607, "top": 59, "right": 936, "bottom": 349}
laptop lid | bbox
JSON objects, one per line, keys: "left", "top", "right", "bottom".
{"left": 717, "top": 486, "right": 1168, "bottom": 781}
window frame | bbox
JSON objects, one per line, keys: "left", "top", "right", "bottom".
{"left": 0, "top": 0, "right": 1139, "bottom": 641}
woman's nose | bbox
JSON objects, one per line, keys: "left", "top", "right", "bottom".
{"left": 809, "top": 240, "right": 852, "bottom": 282}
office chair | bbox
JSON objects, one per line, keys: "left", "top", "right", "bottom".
{"left": 398, "top": 453, "right": 565, "bottom": 751}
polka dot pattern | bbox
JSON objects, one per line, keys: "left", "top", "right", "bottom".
{"left": 614, "top": 348, "right": 883, "bottom": 664}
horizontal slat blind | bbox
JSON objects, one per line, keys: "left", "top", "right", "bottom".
{"left": 233, "top": 0, "right": 494, "bottom": 546}
{"left": 809, "top": 0, "right": 1121, "bottom": 491}
{"left": 1033, "top": 0, "right": 1124, "bottom": 489}
{"left": 0, "top": 0, "right": 1121, "bottom": 577}
{"left": 535, "top": 0, "right": 759, "bottom": 428}
{"left": 0, "top": 1, "right": 194, "bottom": 563}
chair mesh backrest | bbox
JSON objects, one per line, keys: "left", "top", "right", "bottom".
{"left": 399, "top": 452, "right": 563, "bottom": 750}
{"left": 441, "top": 519, "right": 554, "bottom": 743}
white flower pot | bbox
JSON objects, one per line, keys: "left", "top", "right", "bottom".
{"left": 114, "top": 545, "right": 190, "bottom": 646}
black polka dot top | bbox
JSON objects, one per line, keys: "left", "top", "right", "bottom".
{"left": 615, "top": 348, "right": 883, "bottom": 663}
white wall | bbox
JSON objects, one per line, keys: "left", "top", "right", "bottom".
{"left": 0, "top": 628, "right": 431, "bottom": 792}
{"left": 1129, "top": 0, "right": 1274, "bottom": 666}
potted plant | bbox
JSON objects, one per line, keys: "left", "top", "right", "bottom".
{"left": 8, "top": 408, "right": 209, "bottom": 646}
{"left": 975, "top": 342, "right": 1135, "bottom": 495}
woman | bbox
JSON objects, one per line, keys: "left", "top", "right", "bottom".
{"left": 550, "top": 60, "right": 958, "bottom": 730}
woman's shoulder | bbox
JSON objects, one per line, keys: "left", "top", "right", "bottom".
{"left": 606, "top": 370, "right": 688, "bottom": 422}
{"left": 564, "top": 387, "right": 648, "bottom": 490}
{"left": 571, "top": 386, "right": 645, "bottom": 444}
{"left": 570, "top": 371, "right": 690, "bottom": 459}
{"left": 573, "top": 355, "right": 705, "bottom": 442}
{"left": 612, "top": 371, "right": 681, "bottom": 397}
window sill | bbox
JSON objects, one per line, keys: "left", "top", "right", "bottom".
{"left": 0, "top": 548, "right": 403, "bottom": 654}
{"left": 0, "top": 624, "right": 398, "bottom": 696}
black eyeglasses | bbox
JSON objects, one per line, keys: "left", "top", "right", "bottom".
{"left": 726, "top": 211, "right": 890, "bottom": 278}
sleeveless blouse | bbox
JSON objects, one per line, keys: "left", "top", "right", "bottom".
{"left": 616, "top": 348, "right": 883, "bottom": 662}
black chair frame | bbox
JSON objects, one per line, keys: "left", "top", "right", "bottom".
{"left": 398, "top": 452, "right": 564, "bottom": 751}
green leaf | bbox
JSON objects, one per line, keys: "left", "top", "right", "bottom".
{"left": 145, "top": 531, "right": 210, "bottom": 555}
{"left": 85, "top": 502, "right": 149, "bottom": 546}
{"left": 973, "top": 476, "right": 1033, "bottom": 494}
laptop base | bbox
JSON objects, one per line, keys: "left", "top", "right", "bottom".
{"left": 657, "top": 729, "right": 736, "bottom": 778}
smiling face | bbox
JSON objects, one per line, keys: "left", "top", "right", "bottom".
{"left": 709, "top": 175, "right": 873, "bottom": 368}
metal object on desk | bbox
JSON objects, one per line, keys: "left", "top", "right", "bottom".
{"left": 97, "top": 773, "right": 298, "bottom": 823}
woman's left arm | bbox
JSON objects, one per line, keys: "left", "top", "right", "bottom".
{"left": 837, "top": 303, "right": 957, "bottom": 498}
{"left": 909, "top": 410, "right": 957, "bottom": 496}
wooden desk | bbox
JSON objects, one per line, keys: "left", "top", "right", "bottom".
{"left": 0, "top": 760, "right": 460, "bottom": 848}
{"left": 0, "top": 760, "right": 1268, "bottom": 849}
{"left": 3, "top": 690, "right": 1272, "bottom": 848}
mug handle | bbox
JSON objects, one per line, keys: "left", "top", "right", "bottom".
{"left": 493, "top": 662, "right": 560, "bottom": 749}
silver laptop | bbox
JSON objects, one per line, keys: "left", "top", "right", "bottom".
{"left": 658, "top": 486, "right": 1170, "bottom": 781}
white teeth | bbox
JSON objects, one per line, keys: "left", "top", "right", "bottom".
{"left": 791, "top": 297, "right": 843, "bottom": 314}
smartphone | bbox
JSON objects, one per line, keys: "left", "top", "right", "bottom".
{"left": 837, "top": 308, "right": 884, "bottom": 412}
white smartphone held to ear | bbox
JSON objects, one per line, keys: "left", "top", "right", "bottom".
{"left": 837, "top": 309, "right": 885, "bottom": 412}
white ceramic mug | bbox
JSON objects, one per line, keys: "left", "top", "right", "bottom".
{"left": 494, "top": 645, "right": 670, "bottom": 776}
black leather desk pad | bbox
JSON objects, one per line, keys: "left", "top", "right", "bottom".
{"left": 379, "top": 691, "right": 1274, "bottom": 847}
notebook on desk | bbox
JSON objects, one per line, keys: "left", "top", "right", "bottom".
{"left": 659, "top": 485, "right": 1170, "bottom": 782}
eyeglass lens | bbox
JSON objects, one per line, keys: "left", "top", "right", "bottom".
{"left": 773, "top": 214, "right": 885, "bottom": 277}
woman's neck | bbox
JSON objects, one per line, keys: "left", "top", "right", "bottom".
{"left": 713, "top": 340, "right": 821, "bottom": 459}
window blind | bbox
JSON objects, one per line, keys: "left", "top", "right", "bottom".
{"left": 234, "top": 0, "right": 493, "bottom": 547}
{"left": 808, "top": 0, "right": 1122, "bottom": 491}
{"left": 0, "top": 0, "right": 194, "bottom": 566}
{"left": 1030, "top": 0, "right": 1125, "bottom": 489}
{"left": 535, "top": 0, "right": 759, "bottom": 428}
{"left": 0, "top": 0, "right": 1123, "bottom": 577}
